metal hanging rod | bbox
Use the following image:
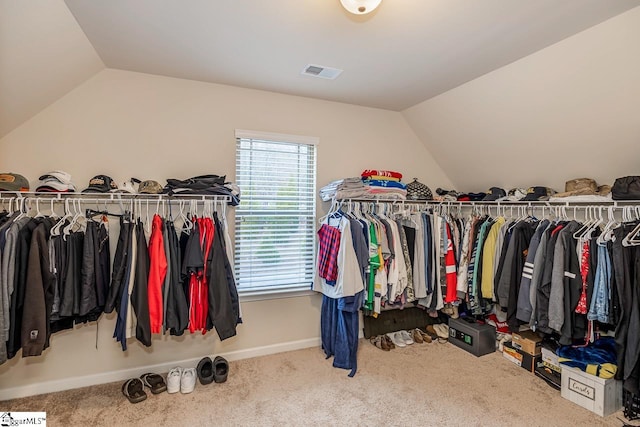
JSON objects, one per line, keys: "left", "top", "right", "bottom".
{"left": 0, "top": 191, "right": 232, "bottom": 203}
{"left": 335, "top": 198, "right": 638, "bottom": 208}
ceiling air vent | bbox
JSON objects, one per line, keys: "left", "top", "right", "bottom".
{"left": 301, "top": 64, "right": 343, "bottom": 80}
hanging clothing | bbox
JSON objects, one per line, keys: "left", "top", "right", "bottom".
{"left": 147, "top": 214, "right": 167, "bottom": 335}
{"left": 207, "top": 213, "right": 241, "bottom": 340}
{"left": 21, "top": 219, "right": 54, "bottom": 357}
{"left": 164, "top": 220, "right": 189, "bottom": 336}
{"left": 132, "top": 220, "right": 151, "bottom": 346}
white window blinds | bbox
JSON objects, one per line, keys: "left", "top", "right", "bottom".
{"left": 234, "top": 130, "right": 317, "bottom": 292}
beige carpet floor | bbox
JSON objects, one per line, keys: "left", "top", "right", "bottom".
{"left": 2, "top": 339, "right": 629, "bottom": 426}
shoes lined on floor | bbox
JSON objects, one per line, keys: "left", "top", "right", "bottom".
{"left": 398, "top": 330, "right": 415, "bottom": 345}
{"left": 370, "top": 335, "right": 391, "bottom": 351}
{"left": 411, "top": 328, "right": 424, "bottom": 344}
{"left": 181, "top": 368, "right": 197, "bottom": 394}
{"left": 167, "top": 367, "right": 183, "bottom": 394}
{"left": 369, "top": 328, "right": 441, "bottom": 351}
{"left": 431, "top": 324, "right": 450, "bottom": 343}
{"left": 386, "top": 332, "right": 407, "bottom": 348}
{"left": 124, "top": 356, "right": 230, "bottom": 402}
{"left": 197, "top": 357, "right": 215, "bottom": 385}
{"left": 213, "top": 356, "right": 229, "bottom": 383}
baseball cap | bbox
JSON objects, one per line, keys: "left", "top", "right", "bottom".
{"left": 82, "top": 175, "right": 118, "bottom": 193}
{"left": 456, "top": 192, "right": 485, "bottom": 201}
{"left": 498, "top": 188, "right": 527, "bottom": 202}
{"left": 482, "top": 187, "right": 507, "bottom": 201}
{"left": 521, "top": 186, "right": 556, "bottom": 201}
{"left": 112, "top": 178, "right": 141, "bottom": 194}
{"left": 37, "top": 170, "right": 76, "bottom": 192}
{"left": 38, "top": 170, "right": 72, "bottom": 185}
{"left": 138, "top": 180, "right": 163, "bottom": 194}
{"left": 0, "top": 173, "right": 30, "bottom": 192}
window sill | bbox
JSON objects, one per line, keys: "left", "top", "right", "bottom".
{"left": 238, "top": 287, "right": 318, "bottom": 302}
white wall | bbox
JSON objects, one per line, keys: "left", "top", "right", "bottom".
{"left": 0, "top": 69, "right": 453, "bottom": 396}
{"left": 403, "top": 6, "right": 640, "bottom": 193}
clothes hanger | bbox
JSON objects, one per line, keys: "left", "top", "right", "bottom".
{"left": 623, "top": 207, "right": 640, "bottom": 246}
{"left": 572, "top": 206, "right": 595, "bottom": 240}
{"left": 318, "top": 199, "right": 339, "bottom": 225}
{"left": 33, "top": 198, "right": 46, "bottom": 218}
{"left": 12, "top": 197, "right": 28, "bottom": 222}
{"left": 62, "top": 199, "right": 80, "bottom": 237}
{"left": 597, "top": 207, "right": 619, "bottom": 246}
{"left": 51, "top": 198, "right": 72, "bottom": 236}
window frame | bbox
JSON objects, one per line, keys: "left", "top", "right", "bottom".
{"left": 234, "top": 129, "right": 318, "bottom": 298}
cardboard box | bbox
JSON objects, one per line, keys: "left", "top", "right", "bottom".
{"left": 448, "top": 317, "right": 496, "bottom": 357}
{"left": 512, "top": 330, "right": 542, "bottom": 355}
{"left": 561, "top": 366, "right": 622, "bottom": 417}
{"left": 502, "top": 341, "right": 541, "bottom": 373}
{"left": 541, "top": 347, "right": 562, "bottom": 373}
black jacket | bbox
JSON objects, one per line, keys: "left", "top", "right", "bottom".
{"left": 7, "top": 219, "right": 37, "bottom": 359}
{"left": 164, "top": 221, "right": 189, "bottom": 336}
{"left": 21, "top": 219, "right": 54, "bottom": 357}
{"left": 206, "top": 214, "right": 240, "bottom": 340}
{"left": 558, "top": 226, "right": 584, "bottom": 345}
{"left": 105, "top": 218, "right": 132, "bottom": 313}
{"left": 131, "top": 220, "right": 151, "bottom": 346}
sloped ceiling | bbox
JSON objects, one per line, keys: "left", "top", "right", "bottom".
{"left": 64, "top": 0, "right": 640, "bottom": 111}
{"left": 0, "top": 0, "right": 104, "bottom": 138}
{"left": 402, "top": 6, "right": 640, "bottom": 192}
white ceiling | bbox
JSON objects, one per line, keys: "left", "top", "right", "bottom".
{"left": 64, "top": 0, "right": 640, "bottom": 111}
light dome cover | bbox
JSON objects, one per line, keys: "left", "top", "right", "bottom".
{"left": 340, "top": 0, "right": 382, "bottom": 15}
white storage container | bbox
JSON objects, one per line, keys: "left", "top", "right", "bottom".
{"left": 560, "top": 366, "right": 622, "bottom": 417}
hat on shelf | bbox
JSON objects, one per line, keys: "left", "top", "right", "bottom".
{"left": 138, "top": 180, "right": 163, "bottom": 194}
{"left": 406, "top": 178, "right": 433, "bottom": 201}
{"left": 521, "top": 186, "right": 556, "bottom": 201}
{"left": 113, "top": 178, "right": 141, "bottom": 194}
{"left": 0, "top": 173, "right": 30, "bottom": 192}
{"left": 82, "top": 175, "right": 118, "bottom": 193}
{"left": 554, "top": 178, "right": 610, "bottom": 198}
{"left": 482, "top": 187, "right": 506, "bottom": 201}
{"left": 499, "top": 188, "right": 527, "bottom": 202}
{"left": 36, "top": 170, "right": 76, "bottom": 192}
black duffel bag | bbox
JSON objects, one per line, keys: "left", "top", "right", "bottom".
{"left": 612, "top": 176, "right": 640, "bottom": 200}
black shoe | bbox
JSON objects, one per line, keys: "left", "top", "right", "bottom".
{"left": 213, "top": 356, "right": 229, "bottom": 383}
{"left": 197, "top": 357, "right": 214, "bottom": 385}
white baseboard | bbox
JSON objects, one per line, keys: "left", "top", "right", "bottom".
{"left": 0, "top": 337, "right": 321, "bottom": 401}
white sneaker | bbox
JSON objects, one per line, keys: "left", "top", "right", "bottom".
{"left": 399, "top": 330, "right": 415, "bottom": 345}
{"left": 167, "top": 367, "right": 183, "bottom": 394}
{"left": 386, "top": 332, "right": 406, "bottom": 348}
{"left": 181, "top": 368, "right": 197, "bottom": 394}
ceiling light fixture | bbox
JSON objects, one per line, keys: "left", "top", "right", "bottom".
{"left": 340, "top": 0, "right": 382, "bottom": 15}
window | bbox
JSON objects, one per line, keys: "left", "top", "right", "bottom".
{"left": 234, "top": 130, "right": 317, "bottom": 295}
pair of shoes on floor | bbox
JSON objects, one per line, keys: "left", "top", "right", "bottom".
{"left": 386, "top": 330, "right": 415, "bottom": 348}
{"left": 370, "top": 335, "right": 392, "bottom": 351}
{"left": 410, "top": 328, "right": 433, "bottom": 344}
{"left": 427, "top": 324, "right": 450, "bottom": 343}
{"left": 122, "top": 373, "right": 167, "bottom": 403}
{"left": 196, "top": 356, "right": 229, "bottom": 385}
{"left": 167, "top": 367, "right": 197, "bottom": 394}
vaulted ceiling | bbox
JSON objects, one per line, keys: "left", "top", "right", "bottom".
{"left": 2, "top": 0, "right": 639, "bottom": 138}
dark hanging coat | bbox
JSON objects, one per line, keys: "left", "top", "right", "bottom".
{"left": 206, "top": 214, "right": 240, "bottom": 341}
